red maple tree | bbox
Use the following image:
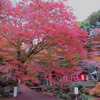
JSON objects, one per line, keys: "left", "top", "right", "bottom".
{"left": 0, "top": 0, "right": 88, "bottom": 85}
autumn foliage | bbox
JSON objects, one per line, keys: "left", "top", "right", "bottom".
{"left": 90, "top": 82, "right": 100, "bottom": 97}
{"left": 0, "top": 0, "right": 88, "bottom": 86}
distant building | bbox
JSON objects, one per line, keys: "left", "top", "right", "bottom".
{"left": 71, "top": 71, "right": 88, "bottom": 81}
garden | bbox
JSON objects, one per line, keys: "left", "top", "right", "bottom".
{"left": 0, "top": 0, "right": 100, "bottom": 100}
{"left": 23, "top": 79, "right": 100, "bottom": 100}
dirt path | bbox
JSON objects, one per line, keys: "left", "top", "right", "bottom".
{"left": 0, "top": 84, "right": 63, "bottom": 100}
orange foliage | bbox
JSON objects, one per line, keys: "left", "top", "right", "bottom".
{"left": 90, "top": 82, "right": 100, "bottom": 96}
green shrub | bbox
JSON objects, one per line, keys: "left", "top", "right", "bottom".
{"left": 53, "top": 82, "right": 59, "bottom": 86}
{"left": 2, "top": 92, "right": 11, "bottom": 97}
{"left": 7, "top": 79, "right": 18, "bottom": 86}
{"left": 68, "top": 92, "right": 74, "bottom": 96}
{"left": 53, "top": 91, "right": 59, "bottom": 94}
{"left": 62, "top": 93, "right": 67, "bottom": 99}
{"left": 90, "top": 80, "right": 98, "bottom": 84}
{"left": 67, "top": 91, "right": 75, "bottom": 99}
{"left": 72, "top": 82, "right": 84, "bottom": 90}
{"left": 57, "top": 92, "right": 63, "bottom": 98}
{"left": 78, "top": 93, "right": 89, "bottom": 100}
{"left": 54, "top": 86, "right": 60, "bottom": 91}
{"left": 80, "top": 88, "right": 90, "bottom": 95}
{"left": 53, "top": 91, "right": 59, "bottom": 96}
{"left": 24, "top": 81, "right": 30, "bottom": 87}
{"left": 67, "top": 94, "right": 73, "bottom": 100}
{"left": 62, "top": 86, "right": 70, "bottom": 93}
{"left": 0, "top": 80, "right": 4, "bottom": 86}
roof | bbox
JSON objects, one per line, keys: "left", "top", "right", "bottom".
{"left": 79, "top": 71, "right": 88, "bottom": 75}
{"left": 91, "top": 70, "right": 97, "bottom": 75}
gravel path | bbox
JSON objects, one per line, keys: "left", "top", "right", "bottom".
{"left": 0, "top": 84, "right": 63, "bottom": 100}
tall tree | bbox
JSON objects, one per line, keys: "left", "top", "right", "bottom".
{"left": 79, "top": 10, "right": 100, "bottom": 30}
{"left": 0, "top": 0, "right": 88, "bottom": 84}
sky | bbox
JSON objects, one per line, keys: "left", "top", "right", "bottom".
{"left": 14, "top": 0, "right": 100, "bottom": 21}
{"left": 68, "top": 0, "right": 100, "bottom": 21}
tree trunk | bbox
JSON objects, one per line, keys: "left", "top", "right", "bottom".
{"left": 44, "top": 70, "right": 49, "bottom": 86}
{"left": 49, "top": 70, "right": 52, "bottom": 86}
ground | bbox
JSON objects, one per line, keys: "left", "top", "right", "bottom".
{"left": 0, "top": 84, "right": 63, "bottom": 100}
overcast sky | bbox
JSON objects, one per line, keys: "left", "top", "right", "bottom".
{"left": 68, "top": 0, "right": 100, "bottom": 21}
{"left": 14, "top": 0, "right": 100, "bottom": 21}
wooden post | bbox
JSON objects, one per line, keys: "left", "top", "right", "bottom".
{"left": 76, "top": 94, "right": 77, "bottom": 100}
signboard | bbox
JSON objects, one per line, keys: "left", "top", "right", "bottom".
{"left": 13, "top": 87, "right": 17, "bottom": 97}
{"left": 74, "top": 87, "right": 78, "bottom": 94}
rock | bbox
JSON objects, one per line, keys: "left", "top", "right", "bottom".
{"left": 3, "top": 86, "right": 10, "bottom": 93}
{"left": 9, "top": 85, "right": 14, "bottom": 92}
{"left": 0, "top": 93, "right": 2, "bottom": 97}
